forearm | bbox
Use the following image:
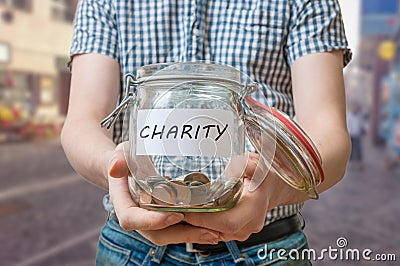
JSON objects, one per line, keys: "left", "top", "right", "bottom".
{"left": 293, "top": 50, "right": 351, "bottom": 194}
{"left": 61, "top": 53, "right": 121, "bottom": 190}
{"left": 266, "top": 50, "right": 350, "bottom": 208}
{"left": 61, "top": 119, "right": 115, "bottom": 189}
{"left": 306, "top": 123, "right": 351, "bottom": 192}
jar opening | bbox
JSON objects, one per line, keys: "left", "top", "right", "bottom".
{"left": 136, "top": 62, "right": 241, "bottom": 82}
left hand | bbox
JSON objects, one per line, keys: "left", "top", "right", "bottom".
{"left": 184, "top": 154, "right": 267, "bottom": 242}
{"left": 183, "top": 153, "right": 305, "bottom": 242}
{"left": 185, "top": 180, "right": 268, "bottom": 242}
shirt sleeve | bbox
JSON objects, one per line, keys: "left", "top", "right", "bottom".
{"left": 69, "top": 0, "right": 119, "bottom": 66}
{"left": 285, "top": 0, "right": 352, "bottom": 67}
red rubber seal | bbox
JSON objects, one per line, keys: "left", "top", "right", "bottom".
{"left": 245, "top": 97, "right": 325, "bottom": 183}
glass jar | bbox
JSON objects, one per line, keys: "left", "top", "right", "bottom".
{"left": 102, "top": 62, "right": 323, "bottom": 212}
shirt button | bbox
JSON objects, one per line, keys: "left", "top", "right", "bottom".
{"left": 193, "top": 28, "right": 201, "bottom": 36}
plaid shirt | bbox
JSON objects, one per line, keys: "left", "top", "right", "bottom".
{"left": 70, "top": 0, "right": 351, "bottom": 225}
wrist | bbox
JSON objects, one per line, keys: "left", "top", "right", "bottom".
{"left": 264, "top": 171, "right": 308, "bottom": 210}
{"left": 96, "top": 149, "right": 116, "bottom": 189}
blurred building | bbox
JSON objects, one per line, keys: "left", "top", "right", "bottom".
{"left": 358, "top": 0, "right": 400, "bottom": 144}
{"left": 0, "top": 0, "right": 77, "bottom": 141}
{"left": 345, "top": 65, "right": 373, "bottom": 110}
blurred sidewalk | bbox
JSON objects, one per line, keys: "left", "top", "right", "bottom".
{"left": 0, "top": 139, "right": 106, "bottom": 266}
{"left": 0, "top": 139, "right": 74, "bottom": 190}
{"left": 303, "top": 137, "right": 399, "bottom": 265}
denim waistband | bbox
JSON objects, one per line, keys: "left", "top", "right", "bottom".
{"left": 99, "top": 213, "right": 309, "bottom": 265}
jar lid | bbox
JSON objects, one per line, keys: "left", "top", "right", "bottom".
{"left": 242, "top": 97, "right": 323, "bottom": 198}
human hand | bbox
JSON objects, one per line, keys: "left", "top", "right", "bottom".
{"left": 108, "top": 142, "right": 220, "bottom": 245}
{"left": 183, "top": 153, "right": 302, "bottom": 242}
{"left": 183, "top": 180, "right": 268, "bottom": 241}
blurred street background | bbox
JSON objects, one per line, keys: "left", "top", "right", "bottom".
{"left": 0, "top": 0, "right": 399, "bottom": 265}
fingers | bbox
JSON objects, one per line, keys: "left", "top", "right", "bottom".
{"left": 109, "top": 172, "right": 220, "bottom": 244}
{"left": 244, "top": 153, "right": 260, "bottom": 178}
{"left": 109, "top": 175, "right": 184, "bottom": 230}
{"left": 184, "top": 205, "right": 255, "bottom": 235}
{"left": 184, "top": 183, "right": 267, "bottom": 237}
{"left": 224, "top": 154, "right": 248, "bottom": 179}
{"left": 106, "top": 142, "right": 222, "bottom": 244}
{"left": 248, "top": 155, "right": 269, "bottom": 192}
{"left": 109, "top": 171, "right": 220, "bottom": 244}
{"left": 117, "top": 206, "right": 185, "bottom": 231}
{"left": 107, "top": 146, "right": 268, "bottom": 242}
{"left": 224, "top": 153, "right": 259, "bottom": 179}
{"left": 235, "top": 152, "right": 270, "bottom": 192}
{"left": 138, "top": 223, "right": 220, "bottom": 246}
{"left": 219, "top": 220, "right": 257, "bottom": 242}
{"left": 108, "top": 148, "right": 185, "bottom": 231}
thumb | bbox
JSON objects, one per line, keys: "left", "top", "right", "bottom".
{"left": 248, "top": 155, "right": 270, "bottom": 192}
{"left": 108, "top": 142, "right": 130, "bottom": 178}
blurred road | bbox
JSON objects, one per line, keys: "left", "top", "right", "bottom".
{"left": 0, "top": 138, "right": 399, "bottom": 265}
{"left": 0, "top": 140, "right": 107, "bottom": 266}
{"left": 303, "top": 139, "right": 400, "bottom": 265}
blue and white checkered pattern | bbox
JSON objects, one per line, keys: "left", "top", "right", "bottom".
{"left": 70, "top": 0, "right": 351, "bottom": 225}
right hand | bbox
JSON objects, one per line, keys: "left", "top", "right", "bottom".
{"left": 107, "top": 143, "right": 221, "bottom": 246}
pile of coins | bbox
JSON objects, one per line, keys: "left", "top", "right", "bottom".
{"left": 132, "top": 172, "right": 243, "bottom": 210}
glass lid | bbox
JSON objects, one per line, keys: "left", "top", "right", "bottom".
{"left": 242, "top": 97, "right": 323, "bottom": 198}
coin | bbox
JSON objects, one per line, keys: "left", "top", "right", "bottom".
{"left": 136, "top": 179, "right": 152, "bottom": 192}
{"left": 188, "top": 180, "right": 208, "bottom": 205}
{"left": 151, "top": 182, "right": 177, "bottom": 205}
{"left": 170, "top": 180, "right": 191, "bottom": 205}
{"left": 216, "top": 179, "right": 243, "bottom": 207}
{"left": 183, "top": 172, "right": 210, "bottom": 184}
{"left": 207, "top": 180, "right": 225, "bottom": 202}
{"left": 137, "top": 173, "right": 242, "bottom": 209}
{"left": 175, "top": 174, "right": 186, "bottom": 182}
{"left": 147, "top": 176, "right": 168, "bottom": 186}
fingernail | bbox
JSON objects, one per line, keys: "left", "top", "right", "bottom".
{"left": 109, "top": 157, "right": 129, "bottom": 178}
{"left": 165, "top": 214, "right": 183, "bottom": 226}
{"left": 108, "top": 157, "right": 119, "bottom": 176}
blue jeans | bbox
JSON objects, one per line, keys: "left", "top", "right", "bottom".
{"left": 96, "top": 218, "right": 311, "bottom": 265}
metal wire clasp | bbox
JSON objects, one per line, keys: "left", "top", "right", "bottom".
{"left": 100, "top": 74, "right": 137, "bottom": 129}
{"left": 241, "top": 82, "right": 260, "bottom": 99}
{"left": 307, "top": 179, "right": 320, "bottom": 200}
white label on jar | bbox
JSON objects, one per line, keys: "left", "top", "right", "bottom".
{"left": 136, "top": 109, "right": 236, "bottom": 157}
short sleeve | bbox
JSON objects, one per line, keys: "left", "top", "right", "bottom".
{"left": 286, "top": 0, "right": 352, "bottom": 67}
{"left": 69, "top": 0, "right": 119, "bottom": 65}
